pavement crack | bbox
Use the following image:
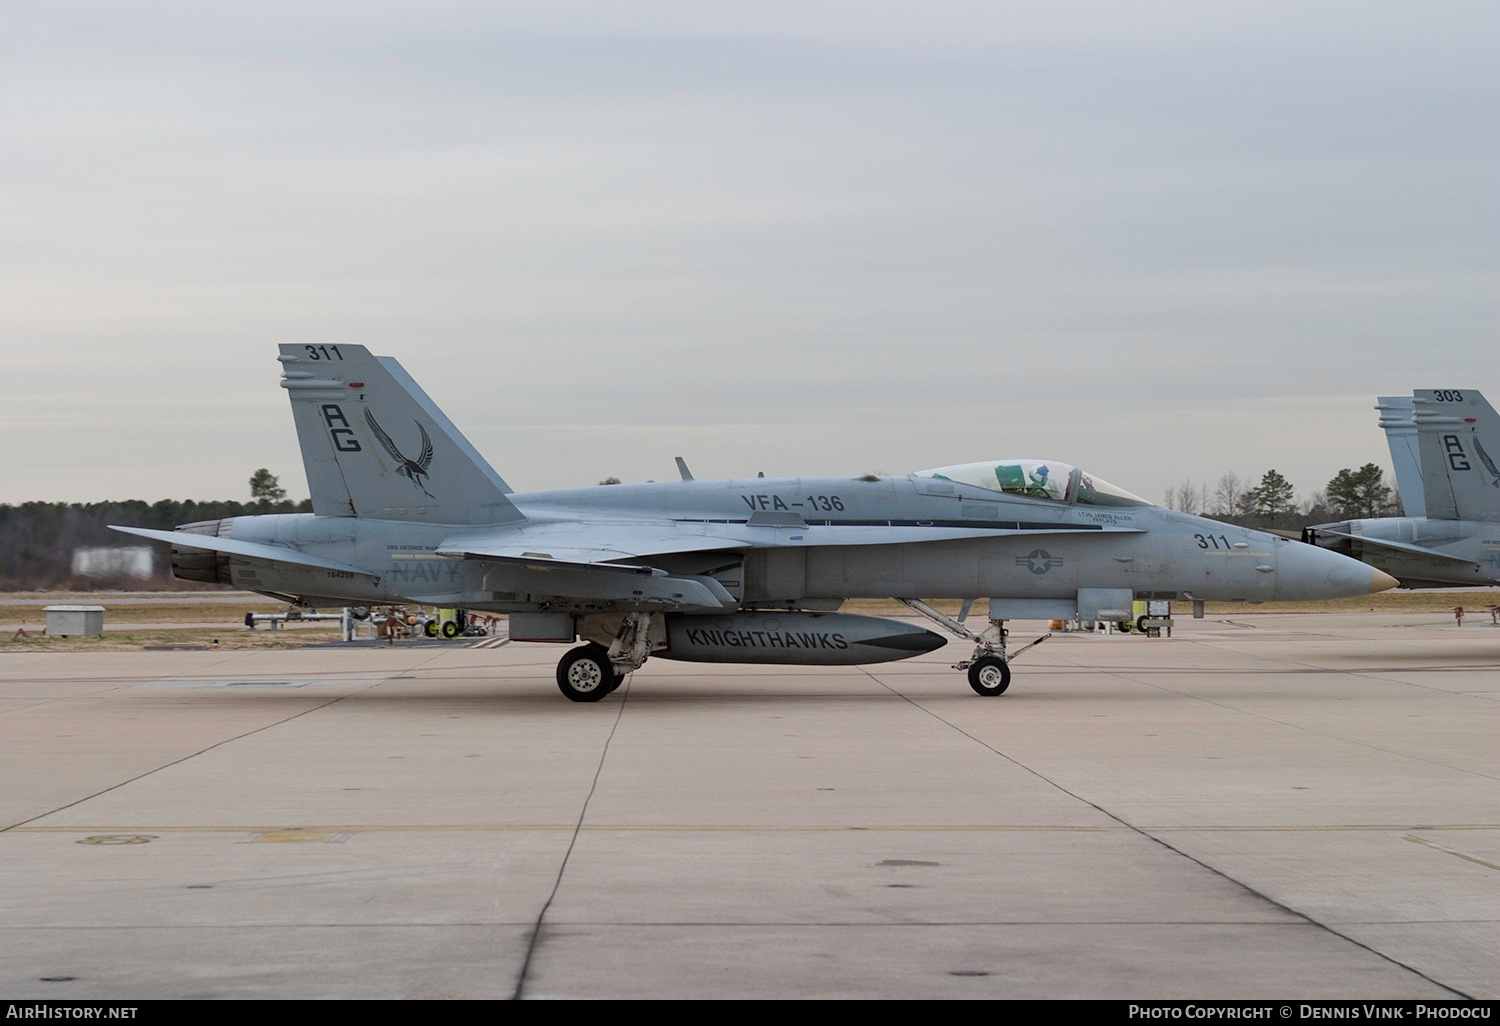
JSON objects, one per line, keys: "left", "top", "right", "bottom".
{"left": 512, "top": 678, "right": 631, "bottom": 1000}
{"left": 1096, "top": 665, "right": 1500, "bottom": 784}
{"left": 0, "top": 678, "right": 393, "bottom": 834}
{"left": 857, "top": 666, "right": 1476, "bottom": 1001}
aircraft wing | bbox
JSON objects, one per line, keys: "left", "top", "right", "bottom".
{"left": 435, "top": 523, "right": 747, "bottom": 565}
{"left": 1307, "top": 529, "right": 1479, "bottom": 565}
{"left": 108, "top": 526, "right": 380, "bottom": 578}
{"left": 436, "top": 519, "right": 1144, "bottom": 612}
{"left": 436, "top": 518, "right": 1145, "bottom": 564}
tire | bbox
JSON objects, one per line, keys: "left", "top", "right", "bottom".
{"left": 423, "top": 621, "right": 437, "bottom": 638}
{"left": 441, "top": 621, "right": 460, "bottom": 639}
{"left": 557, "top": 645, "right": 613, "bottom": 703}
{"left": 603, "top": 670, "right": 626, "bottom": 694}
{"left": 967, "top": 656, "right": 1011, "bottom": 696}
{"left": 1136, "top": 615, "right": 1149, "bottom": 634}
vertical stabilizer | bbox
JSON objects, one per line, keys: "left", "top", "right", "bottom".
{"left": 1412, "top": 389, "right": 1500, "bottom": 522}
{"left": 1376, "top": 396, "right": 1425, "bottom": 518}
{"left": 279, "top": 344, "right": 524, "bottom": 524}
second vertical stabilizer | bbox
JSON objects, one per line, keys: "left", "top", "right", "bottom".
{"left": 1412, "top": 389, "right": 1500, "bottom": 522}
{"left": 1376, "top": 396, "right": 1425, "bottom": 518}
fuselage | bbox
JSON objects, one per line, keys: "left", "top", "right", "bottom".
{"left": 174, "top": 474, "right": 1389, "bottom": 612}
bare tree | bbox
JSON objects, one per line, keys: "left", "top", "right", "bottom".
{"left": 1211, "top": 473, "right": 1245, "bottom": 518}
{"left": 1301, "top": 489, "right": 1330, "bottom": 520}
{"left": 1166, "top": 480, "right": 1209, "bottom": 515}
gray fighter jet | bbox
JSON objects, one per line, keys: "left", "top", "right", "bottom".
{"left": 1304, "top": 389, "right": 1500, "bottom": 588}
{"left": 113, "top": 345, "right": 1395, "bottom": 702}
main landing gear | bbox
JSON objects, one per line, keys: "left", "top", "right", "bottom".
{"left": 555, "top": 612, "right": 654, "bottom": 703}
{"left": 897, "top": 599, "right": 1049, "bottom": 697}
{"left": 556, "top": 644, "right": 625, "bottom": 702}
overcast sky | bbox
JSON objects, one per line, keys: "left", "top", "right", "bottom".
{"left": 2, "top": 1, "right": 1494, "bottom": 509}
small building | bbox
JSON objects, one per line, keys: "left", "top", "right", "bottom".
{"left": 71, "top": 547, "right": 154, "bottom": 580}
{"left": 44, "top": 606, "right": 106, "bottom": 637}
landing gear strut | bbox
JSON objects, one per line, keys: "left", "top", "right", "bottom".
{"left": 897, "top": 599, "right": 1049, "bottom": 697}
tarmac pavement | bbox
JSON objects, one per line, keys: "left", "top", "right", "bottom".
{"left": 1, "top": 612, "right": 1495, "bottom": 999}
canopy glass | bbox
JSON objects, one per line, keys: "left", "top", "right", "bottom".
{"left": 915, "top": 460, "right": 1152, "bottom": 508}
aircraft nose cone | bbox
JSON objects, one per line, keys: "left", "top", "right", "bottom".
{"left": 1272, "top": 540, "right": 1397, "bottom": 601}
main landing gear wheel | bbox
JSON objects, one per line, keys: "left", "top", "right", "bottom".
{"left": 967, "top": 656, "right": 1011, "bottom": 696}
{"left": 556, "top": 645, "right": 614, "bottom": 703}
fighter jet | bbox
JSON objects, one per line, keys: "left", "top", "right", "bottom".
{"left": 112, "top": 345, "right": 1395, "bottom": 702}
{"left": 1304, "top": 389, "right": 1500, "bottom": 588}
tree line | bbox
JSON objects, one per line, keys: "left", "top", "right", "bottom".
{"left": 1163, "top": 464, "right": 1400, "bottom": 530}
{"left": 1, "top": 465, "right": 1404, "bottom": 589}
{"left": 1, "top": 470, "right": 309, "bottom": 590}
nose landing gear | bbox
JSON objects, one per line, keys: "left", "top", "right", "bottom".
{"left": 967, "top": 655, "right": 1012, "bottom": 696}
{"left": 897, "top": 599, "right": 1049, "bottom": 697}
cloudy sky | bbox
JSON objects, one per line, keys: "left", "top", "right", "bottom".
{"left": 3, "top": 1, "right": 1494, "bottom": 508}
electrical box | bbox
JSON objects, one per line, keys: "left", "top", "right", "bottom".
{"left": 44, "top": 605, "right": 105, "bottom": 637}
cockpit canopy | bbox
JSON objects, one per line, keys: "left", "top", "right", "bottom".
{"left": 914, "top": 460, "right": 1153, "bottom": 508}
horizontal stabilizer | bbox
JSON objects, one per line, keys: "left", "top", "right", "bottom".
{"left": 109, "top": 526, "right": 378, "bottom": 578}
{"left": 1309, "top": 529, "right": 1479, "bottom": 565}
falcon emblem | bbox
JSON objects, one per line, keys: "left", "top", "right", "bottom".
{"left": 1473, "top": 436, "right": 1500, "bottom": 488}
{"left": 364, "top": 410, "right": 435, "bottom": 498}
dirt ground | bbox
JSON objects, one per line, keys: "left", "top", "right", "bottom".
{"left": 2, "top": 587, "right": 1497, "bottom": 652}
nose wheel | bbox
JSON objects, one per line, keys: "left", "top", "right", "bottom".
{"left": 967, "top": 656, "right": 1011, "bottom": 696}
{"left": 896, "top": 599, "right": 1048, "bottom": 697}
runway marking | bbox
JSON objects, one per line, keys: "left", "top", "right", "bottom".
{"left": 10, "top": 823, "right": 1496, "bottom": 835}
{"left": 137, "top": 675, "right": 390, "bottom": 689}
{"left": 246, "top": 831, "right": 354, "bottom": 843}
{"left": 467, "top": 637, "right": 510, "bottom": 649}
{"left": 1403, "top": 834, "right": 1500, "bottom": 871}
